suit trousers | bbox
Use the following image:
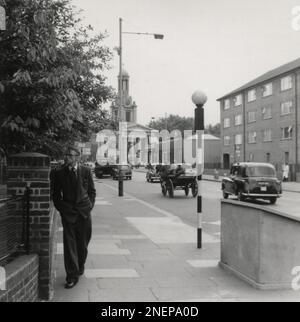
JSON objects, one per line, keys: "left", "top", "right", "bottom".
{"left": 62, "top": 214, "right": 92, "bottom": 282}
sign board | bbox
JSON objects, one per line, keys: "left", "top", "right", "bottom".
{"left": 0, "top": 6, "right": 6, "bottom": 31}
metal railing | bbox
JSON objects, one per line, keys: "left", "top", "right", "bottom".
{"left": 0, "top": 186, "right": 31, "bottom": 266}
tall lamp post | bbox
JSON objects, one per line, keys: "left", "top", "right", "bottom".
{"left": 192, "top": 90, "right": 207, "bottom": 249}
{"left": 117, "top": 17, "right": 164, "bottom": 197}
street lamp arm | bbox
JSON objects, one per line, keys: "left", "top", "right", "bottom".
{"left": 123, "top": 31, "right": 164, "bottom": 39}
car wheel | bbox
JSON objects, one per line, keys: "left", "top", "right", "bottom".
{"left": 223, "top": 190, "right": 229, "bottom": 199}
{"left": 237, "top": 190, "right": 245, "bottom": 201}
{"left": 191, "top": 180, "right": 198, "bottom": 198}
{"left": 161, "top": 182, "right": 167, "bottom": 197}
{"left": 184, "top": 187, "right": 189, "bottom": 196}
{"left": 269, "top": 197, "right": 277, "bottom": 204}
{"left": 168, "top": 180, "right": 174, "bottom": 198}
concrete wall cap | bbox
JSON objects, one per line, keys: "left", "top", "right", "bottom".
{"left": 221, "top": 199, "right": 300, "bottom": 223}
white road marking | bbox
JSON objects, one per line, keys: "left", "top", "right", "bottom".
{"left": 102, "top": 182, "right": 219, "bottom": 244}
{"left": 187, "top": 260, "right": 219, "bottom": 268}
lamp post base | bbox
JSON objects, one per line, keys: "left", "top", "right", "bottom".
{"left": 118, "top": 180, "right": 124, "bottom": 197}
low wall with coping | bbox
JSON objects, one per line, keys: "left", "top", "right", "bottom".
{"left": 220, "top": 199, "right": 300, "bottom": 290}
{"left": 0, "top": 255, "right": 39, "bottom": 302}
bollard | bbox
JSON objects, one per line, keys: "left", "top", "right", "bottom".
{"left": 118, "top": 171, "right": 125, "bottom": 197}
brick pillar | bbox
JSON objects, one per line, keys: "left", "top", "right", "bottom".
{"left": 7, "top": 152, "right": 53, "bottom": 300}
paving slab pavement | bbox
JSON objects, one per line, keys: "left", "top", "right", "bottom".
{"left": 51, "top": 179, "right": 300, "bottom": 302}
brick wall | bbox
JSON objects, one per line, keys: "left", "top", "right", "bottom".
{"left": 0, "top": 255, "right": 39, "bottom": 302}
{"left": 6, "top": 152, "right": 56, "bottom": 300}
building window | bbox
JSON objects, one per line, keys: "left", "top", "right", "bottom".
{"left": 234, "top": 114, "right": 242, "bottom": 126}
{"left": 235, "top": 134, "right": 242, "bottom": 145}
{"left": 247, "top": 89, "right": 256, "bottom": 102}
{"left": 262, "top": 106, "right": 272, "bottom": 119}
{"left": 223, "top": 117, "right": 230, "bottom": 128}
{"left": 234, "top": 94, "right": 242, "bottom": 107}
{"left": 281, "top": 101, "right": 293, "bottom": 115}
{"left": 224, "top": 99, "right": 230, "bottom": 110}
{"left": 266, "top": 153, "right": 271, "bottom": 163}
{"left": 263, "top": 129, "right": 272, "bottom": 142}
{"left": 281, "top": 75, "right": 292, "bottom": 91}
{"left": 249, "top": 153, "right": 254, "bottom": 162}
{"left": 281, "top": 126, "right": 293, "bottom": 140}
{"left": 262, "top": 83, "right": 273, "bottom": 97}
{"left": 126, "top": 111, "right": 131, "bottom": 122}
{"left": 248, "top": 111, "right": 256, "bottom": 123}
{"left": 224, "top": 136, "right": 230, "bottom": 146}
{"left": 248, "top": 131, "right": 257, "bottom": 144}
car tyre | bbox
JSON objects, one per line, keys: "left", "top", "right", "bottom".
{"left": 168, "top": 180, "right": 174, "bottom": 198}
{"left": 223, "top": 190, "right": 229, "bottom": 199}
{"left": 184, "top": 186, "right": 189, "bottom": 196}
{"left": 237, "top": 190, "right": 245, "bottom": 202}
{"left": 191, "top": 180, "right": 198, "bottom": 198}
{"left": 161, "top": 182, "right": 167, "bottom": 197}
{"left": 269, "top": 197, "right": 277, "bottom": 204}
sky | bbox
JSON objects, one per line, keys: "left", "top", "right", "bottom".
{"left": 72, "top": 0, "right": 300, "bottom": 127}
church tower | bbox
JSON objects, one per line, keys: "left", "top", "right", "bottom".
{"left": 111, "top": 69, "right": 137, "bottom": 123}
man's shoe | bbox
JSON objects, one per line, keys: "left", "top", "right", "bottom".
{"left": 65, "top": 279, "right": 78, "bottom": 289}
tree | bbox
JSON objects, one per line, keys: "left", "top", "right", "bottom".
{"left": 0, "top": 0, "right": 115, "bottom": 158}
{"left": 147, "top": 114, "right": 194, "bottom": 134}
{"left": 148, "top": 114, "right": 220, "bottom": 137}
{"left": 205, "top": 123, "right": 220, "bottom": 137}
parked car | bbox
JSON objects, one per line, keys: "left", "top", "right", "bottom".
{"left": 112, "top": 164, "right": 132, "bottom": 180}
{"left": 221, "top": 162, "right": 282, "bottom": 204}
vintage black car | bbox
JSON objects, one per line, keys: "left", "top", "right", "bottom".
{"left": 94, "top": 162, "right": 114, "bottom": 178}
{"left": 112, "top": 164, "right": 132, "bottom": 180}
{"left": 221, "top": 162, "right": 282, "bottom": 204}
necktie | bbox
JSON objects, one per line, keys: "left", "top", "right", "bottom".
{"left": 70, "top": 166, "right": 77, "bottom": 185}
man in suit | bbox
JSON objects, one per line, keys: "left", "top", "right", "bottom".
{"left": 53, "top": 146, "right": 96, "bottom": 289}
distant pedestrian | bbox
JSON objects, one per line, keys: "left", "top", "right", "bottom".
{"left": 282, "top": 163, "right": 289, "bottom": 182}
{"left": 53, "top": 146, "right": 96, "bottom": 289}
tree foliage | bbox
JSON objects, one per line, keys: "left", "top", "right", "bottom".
{"left": 147, "top": 114, "right": 220, "bottom": 137}
{"left": 0, "top": 0, "right": 115, "bottom": 158}
{"left": 147, "top": 114, "right": 194, "bottom": 134}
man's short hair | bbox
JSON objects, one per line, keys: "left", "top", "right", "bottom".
{"left": 65, "top": 146, "right": 80, "bottom": 156}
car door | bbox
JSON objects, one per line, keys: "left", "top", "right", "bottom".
{"left": 224, "top": 166, "right": 239, "bottom": 194}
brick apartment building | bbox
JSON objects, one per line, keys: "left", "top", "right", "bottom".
{"left": 218, "top": 57, "right": 300, "bottom": 181}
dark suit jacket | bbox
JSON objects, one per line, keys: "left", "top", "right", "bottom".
{"left": 53, "top": 165, "right": 96, "bottom": 223}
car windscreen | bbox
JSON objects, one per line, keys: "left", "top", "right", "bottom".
{"left": 246, "top": 166, "right": 276, "bottom": 177}
{"left": 120, "top": 165, "right": 130, "bottom": 170}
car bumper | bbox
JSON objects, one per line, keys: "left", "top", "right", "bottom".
{"left": 242, "top": 193, "right": 282, "bottom": 198}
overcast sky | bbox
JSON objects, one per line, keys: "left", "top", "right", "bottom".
{"left": 72, "top": 0, "right": 300, "bottom": 126}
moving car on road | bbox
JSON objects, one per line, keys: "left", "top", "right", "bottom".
{"left": 112, "top": 164, "right": 132, "bottom": 180}
{"left": 95, "top": 162, "right": 114, "bottom": 178}
{"left": 221, "top": 162, "right": 282, "bottom": 204}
